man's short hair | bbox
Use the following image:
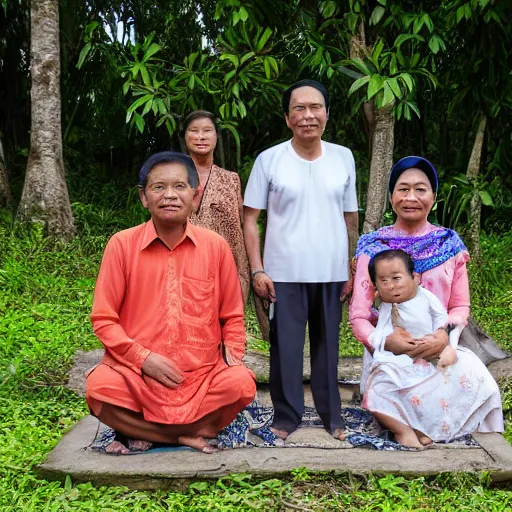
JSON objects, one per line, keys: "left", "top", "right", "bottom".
{"left": 138, "top": 151, "right": 199, "bottom": 188}
{"left": 282, "top": 79, "right": 329, "bottom": 114}
{"left": 368, "top": 249, "right": 415, "bottom": 285}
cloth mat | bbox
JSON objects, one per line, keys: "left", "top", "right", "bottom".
{"left": 89, "top": 400, "right": 479, "bottom": 454}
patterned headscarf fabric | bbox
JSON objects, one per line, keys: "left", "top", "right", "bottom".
{"left": 356, "top": 226, "right": 467, "bottom": 274}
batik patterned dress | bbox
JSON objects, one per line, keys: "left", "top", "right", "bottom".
{"left": 190, "top": 165, "right": 250, "bottom": 303}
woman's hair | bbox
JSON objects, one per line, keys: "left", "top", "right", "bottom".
{"left": 182, "top": 110, "right": 218, "bottom": 134}
{"left": 138, "top": 151, "right": 199, "bottom": 189}
{"left": 368, "top": 249, "right": 415, "bottom": 285}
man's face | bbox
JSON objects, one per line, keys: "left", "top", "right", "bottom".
{"left": 139, "top": 163, "right": 197, "bottom": 226}
{"left": 285, "top": 86, "right": 328, "bottom": 143}
{"left": 374, "top": 257, "right": 418, "bottom": 304}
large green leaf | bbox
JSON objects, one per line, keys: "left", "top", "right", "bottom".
{"left": 143, "top": 43, "right": 162, "bottom": 63}
{"left": 142, "top": 99, "right": 153, "bottom": 116}
{"left": 367, "top": 75, "right": 384, "bottom": 99}
{"left": 240, "top": 52, "right": 255, "bottom": 65}
{"left": 428, "top": 36, "right": 440, "bottom": 54}
{"left": 479, "top": 190, "right": 494, "bottom": 206}
{"left": 394, "top": 33, "right": 424, "bottom": 48}
{"left": 239, "top": 7, "right": 249, "bottom": 23}
{"left": 127, "top": 94, "right": 153, "bottom": 115}
{"left": 380, "top": 82, "right": 395, "bottom": 107}
{"left": 387, "top": 77, "right": 402, "bottom": 99}
{"left": 456, "top": 6, "right": 465, "bottom": 23}
{"left": 256, "top": 28, "right": 273, "bottom": 52}
{"left": 134, "top": 113, "right": 145, "bottom": 134}
{"left": 348, "top": 75, "right": 370, "bottom": 96}
{"left": 140, "top": 65, "right": 151, "bottom": 86}
{"left": 370, "top": 6, "right": 385, "bottom": 26}
{"left": 350, "top": 58, "right": 372, "bottom": 76}
{"left": 337, "top": 65, "right": 364, "bottom": 80}
{"left": 76, "top": 43, "right": 91, "bottom": 70}
{"left": 320, "top": 1, "right": 337, "bottom": 18}
{"left": 400, "top": 73, "right": 414, "bottom": 92}
{"left": 372, "top": 39, "right": 385, "bottom": 65}
{"left": 224, "top": 69, "right": 237, "bottom": 84}
{"left": 267, "top": 56, "right": 279, "bottom": 74}
{"left": 264, "top": 59, "right": 271, "bottom": 79}
{"left": 220, "top": 54, "right": 239, "bottom": 68}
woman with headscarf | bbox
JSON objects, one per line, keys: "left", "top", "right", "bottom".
{"left": 349, "top": 156, "right": 503, "bottom": 448}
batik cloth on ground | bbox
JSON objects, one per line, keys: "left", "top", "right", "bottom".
{"left": 89, "top": 400, "right": 479, "bottom": 454}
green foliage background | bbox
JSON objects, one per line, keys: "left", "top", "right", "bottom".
{"left": 1, "top": 0, "right": 512, "bottom": 508}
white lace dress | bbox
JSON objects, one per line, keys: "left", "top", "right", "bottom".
{"left": 363, "top": 287, "right": 504, "bottom": 441}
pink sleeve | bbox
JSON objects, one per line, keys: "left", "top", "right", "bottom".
{"left": 349, "top": 254, "right": 378, "bottom": 351}
{"left": 447, "top": 251, "right": 470, "bottom": 325}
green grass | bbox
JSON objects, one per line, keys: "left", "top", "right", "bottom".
{"left": 1, "top": 212, "right": 512, "bottom": 510}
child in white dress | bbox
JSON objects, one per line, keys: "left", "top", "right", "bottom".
{"left": 368, "top": 250, "right": 457, "bottom": 371}
{"left": 367, "top": 249, "right": 459, "bottom": 447}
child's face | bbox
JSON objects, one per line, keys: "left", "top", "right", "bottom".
{"left": 374, "top": 257, "right": 418, "bottom": 304}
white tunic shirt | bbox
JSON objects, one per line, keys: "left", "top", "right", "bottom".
{"left": 244, "top": 140, "right": 358, "bottom": 282}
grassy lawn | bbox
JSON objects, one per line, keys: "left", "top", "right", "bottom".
{"left": 1, "top": 214, "right": 512, "bottom": 510}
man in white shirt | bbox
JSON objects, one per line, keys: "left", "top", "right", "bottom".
{"left": 243, "top": 79, "right": 359, "bottom": 441}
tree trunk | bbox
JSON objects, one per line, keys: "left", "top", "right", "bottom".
{"left": 0, "top": 136, "right": 11, "bottom": 207}
{"left": 350, "top": 23, "right": 375, "bottom": 154}
{"left": 217, "top": 129, "right": 226, "bottom": 169}
{"left": 466, "top": 115, "right": 487, "bottom": 263}
{"left": 362, "top": 105, "right": 395, "bottom": 233}
{"left": 17, "top": 0, "right": 75, "bottom": 240}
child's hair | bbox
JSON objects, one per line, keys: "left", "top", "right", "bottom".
{"left": 368, "top": 249, "right": 415, "bottom": 285}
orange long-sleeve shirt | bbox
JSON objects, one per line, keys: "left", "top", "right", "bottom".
{"left": 89, "top": 220, "right": 249, "bottom": 423}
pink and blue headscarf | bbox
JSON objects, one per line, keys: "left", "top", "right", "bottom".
{"left": 356, "top": 226, "right": 467, "bottom": 274}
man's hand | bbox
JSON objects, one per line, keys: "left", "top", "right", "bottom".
{"left": 223, "top": 346, "right": 243, "bottom": 367}
{"left": 407, "top": 328, "right": 449, "bottom": 361}
{"left": 384, "top": 327, "right": 417, "bottom": 355}
{"left": 253, "top": 272, "right": 276, "bottom": 304}
{"left": 142, "top": 353, "right": 183, "bottom": 389}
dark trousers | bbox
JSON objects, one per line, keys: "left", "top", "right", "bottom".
{"left": 269, "top": 281, "right": 344, "bottom": 433}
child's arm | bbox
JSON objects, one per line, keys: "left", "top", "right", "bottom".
{"left": 423, "top": 287, "right": 462, "bottom": 348}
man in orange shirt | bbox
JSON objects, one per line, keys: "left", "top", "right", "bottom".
{"left": 86, "top": 152, "right": 256, "bottom": 454}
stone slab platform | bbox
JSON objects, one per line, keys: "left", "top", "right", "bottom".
{"left": 37, "top": 415, "right": 512, "bottom": 489}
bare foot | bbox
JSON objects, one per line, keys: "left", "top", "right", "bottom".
{"left": 395, "top": 430, "right": 424, "bottom": 449}
{"left": 270, "top": 427, "right": 289, "bottom": 440}
{"left": 178, "top": 435, "right": 218, "bottom": 454}
{"left": 414, "top": 429, "right": 433, "bottom": 446}
{"left": 332, "top": 428, "right": 348, "bottom": 441}
{"left": 106, "top": 440, "right": 131, "bottom": 455}
{"left": 128, "top": 439, "right": 153, "bottom": 451}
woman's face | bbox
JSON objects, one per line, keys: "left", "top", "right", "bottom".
{"left": 389, "top": 168, "right": 435, "bottom": 224}
{"left": 184, "top": 117, "right": 217, "bottom": 158}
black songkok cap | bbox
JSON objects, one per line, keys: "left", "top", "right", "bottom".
{"left": 282, "top": 79, "right": 329, "bottom": 114}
